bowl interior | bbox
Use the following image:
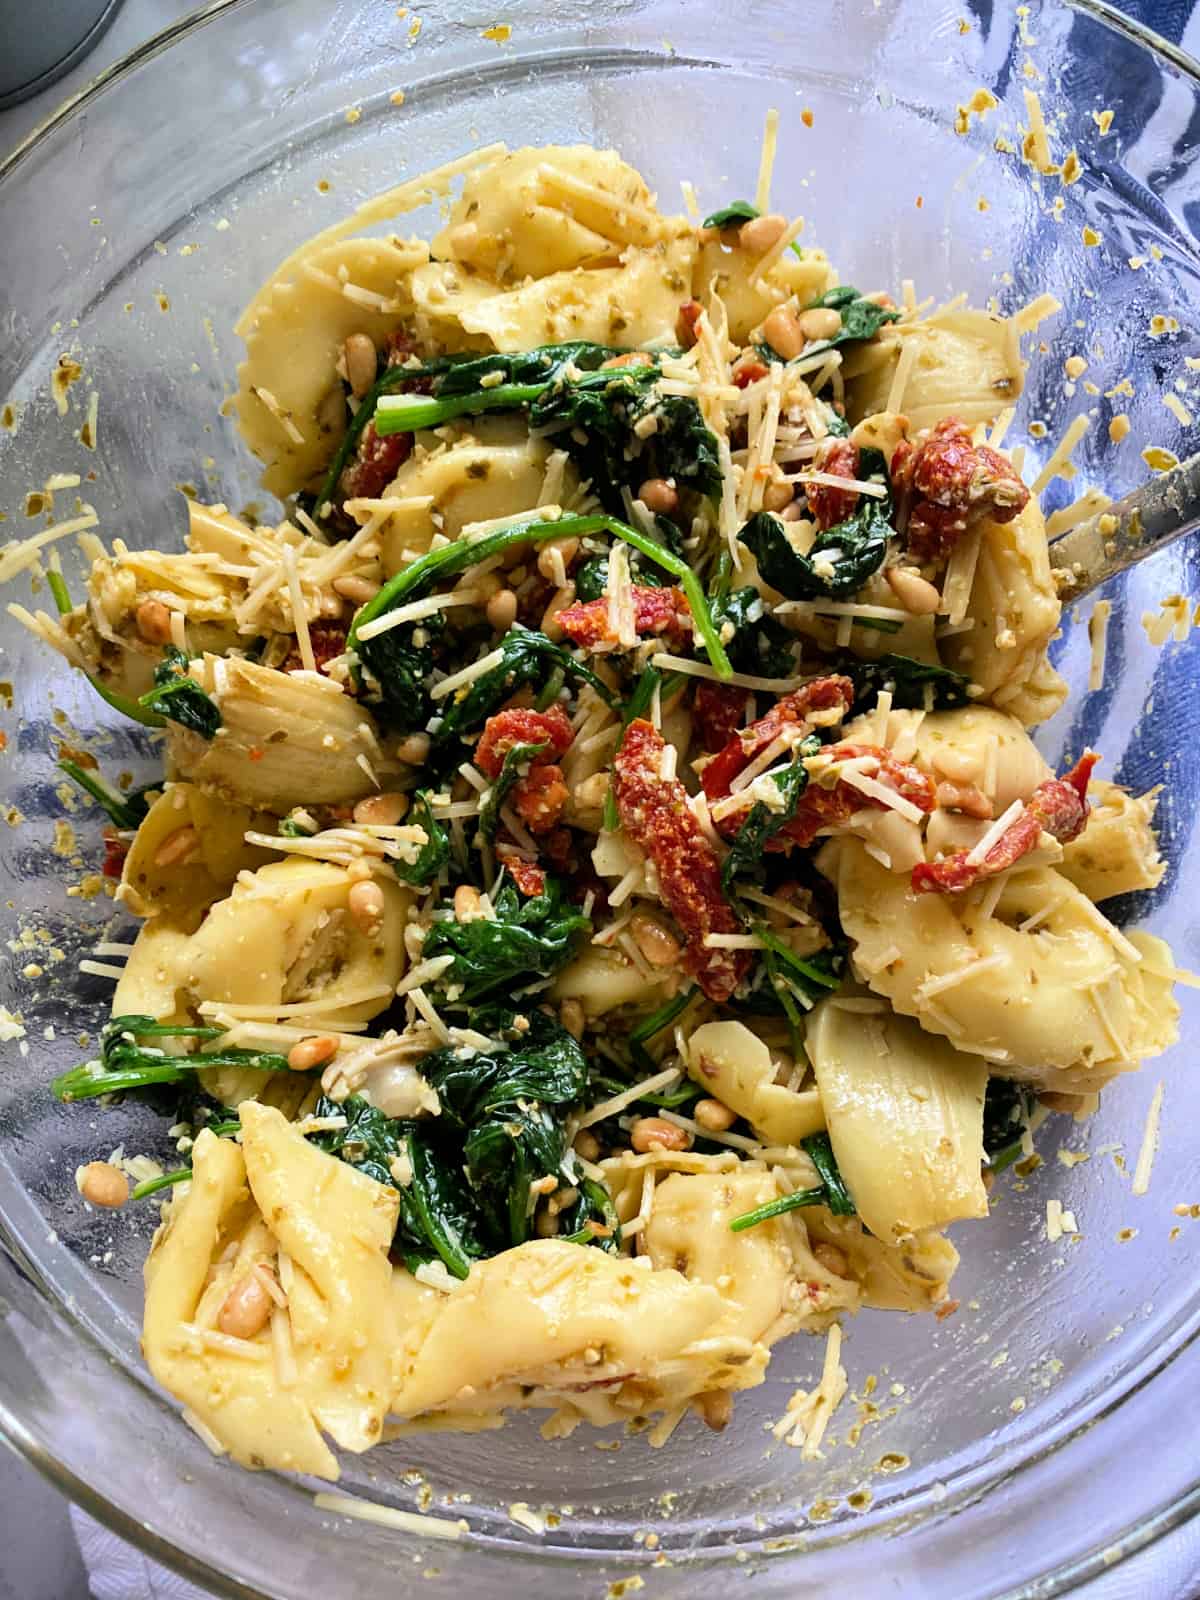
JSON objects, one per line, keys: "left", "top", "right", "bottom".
{"left": 1, "top": 1, "right": 1199, "bottom": 1595}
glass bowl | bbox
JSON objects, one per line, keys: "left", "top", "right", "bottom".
{"left": 1, "top": 1, "right": 1198, "bottom": 1594}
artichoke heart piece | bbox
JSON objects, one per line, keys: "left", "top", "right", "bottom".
{"left": 168, "top": 656, "right": 394, "bottom": 811}
{"left": 180, "top": 858, "right": 411, "bottom": 1031}
{"left": 686, "top": 1019, "right": 825, "bottom": 1146}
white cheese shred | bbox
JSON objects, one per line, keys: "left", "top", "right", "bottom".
{"left": 1131, "top": 1080, "right": 1164, "bottom": 1197}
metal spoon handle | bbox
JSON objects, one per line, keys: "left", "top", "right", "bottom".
{"left": 1049, "top": 450, "right": 1200, "bottom": 602}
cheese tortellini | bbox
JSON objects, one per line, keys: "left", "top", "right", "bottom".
{"left": 844, "top": 310, "right": 1024, "bottom": 432}
{"left": 1059, "top": 782, "right": 1166, "bottom": 901}
{"left": 686, "top": 1020, "right": 824, "bottom": 1145}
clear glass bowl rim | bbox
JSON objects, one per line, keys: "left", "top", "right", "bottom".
{"left": 2, "top": 2, "right": 1200, "bottom": 1595}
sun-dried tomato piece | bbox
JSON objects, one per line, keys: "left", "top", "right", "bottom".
{"left": 701, "top": 676, "right": 855, "bottom": 800}
{"left": 474, "top": 705, "right": 574, "bottom": 780}
{"left": 283, "top": 619, "right": 348, "bottom": 676}
{"left": 555, "top": 587, "right": 693, "bottom": 652}
{"left": 768, "top": 741, "right": 937, "bottom": 850}
{"left": 337, "top": 421, "right": 413, "bottom": 506}
{"left": 677, "top": 299, "right": 704, "bottom": 348}
{"left": 806, "top": 438, "right": 862, "bottom": 531}
{"left": 499, "top": 852, "right": 547, "bottom": 898}
{"left": 102, "top": 833, "right": 129, "bottom": 879}
{"left": 693, "top": 681, "right": 753, "bottom": 754}
{"left": 911, "top": 751, "right": 1098, "bottom": 895}
{"left": 512, "top": 764, "right": 569, "bottom": 835}
{"left": 733, "top": 357, "right": 770, "bottom": 389}
{"left": 893, "top": 417, "right": 1029, "bottom": 562}
{"left": 614, "top": 719, "right": 749, "bottom": 1003}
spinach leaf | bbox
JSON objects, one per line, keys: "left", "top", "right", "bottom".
{"left": 649, "top": 394, "right": 723, "bottom": 500}
{"left": 429, "top": 626, "right": 615, "bottom": 773}
{"left": 710, "top": 586, "right": 797, "bottom": 679}
{"left": 556, "top": 1176, "right": 623, "bottom": 1253}
{"left": 739, "top": 447, "right": 894, "bottom": 601}
{"left": 749, "top": 931, "right": 845, "bottom": 1048}
{"left": 137, "top": 647, "right": 221, "bottom": 739}
{"left": 721, "top": 737, "right": 820, "bottom": 895}
{"left": 423, "top": 873, "right": 590, "bottom": 1005}
{"left": 983, "top": 1077, "right": 1034, "bottom": 1174}
{"left": 53, "top": 1015, "right": 290, "bottom": 1102}
{"left": 574, "top": 513, "right": 682, "bottom": 602}
{"left": 839, "top": 653, "right": 972, "bottom": 715}
{"left": 729, "top": 1131, "right": 855, "bottom": 1229}
{"left": 57, "top": 759, "right": 156, "bottom": 831}
{"left": 354, "top": 609, "right": 443, "bottom": 731}
{"left": 394, "top": 791, "right": 450, "bottom": 887}
{"left": 478, "top": 740, "right": 548, "bottom": 842}
{"left": 701, "top": 200, "right": 760, "bottom": 230}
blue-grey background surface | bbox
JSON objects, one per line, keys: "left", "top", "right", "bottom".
{"left": 1, "top": 0, "right": 1199, "bottom": 1595}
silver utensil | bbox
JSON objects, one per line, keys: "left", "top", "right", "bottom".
{"left": 1049, "top": 451, "right": 1200, "bottom": 601}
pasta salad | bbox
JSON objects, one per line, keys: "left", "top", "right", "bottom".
{"left": 11, "top": 135, "right": 1181, "bottom": 1478}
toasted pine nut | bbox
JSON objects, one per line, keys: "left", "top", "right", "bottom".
{"left": 573, "top": 771, "right": 610, "bottom": 811}
{"left": 630, "top": 911, "right": 682, "bottom": 967}
{"left": 762, "top": 306, "right": 806, "bottom": 360}
{"left": 928, "top": 746, "right": 978, "bottom": 784}
{"left": 559, "top": 998, "right": 585, "bottom": 1040}
{"left": 353, "top": 791, "right": 409, "bottom": 826}
{"left": 797, "top": 306, "right": 844, "bottom": 342}
{"left": 693, "top": 1097, "right": 737, "bottom": 1132}
{"left": 348, "top": 879, "right": 386, "bottom": 935}
{"left": 738, "top": 212, "right": 788, "bottom": 254}
{"left": 486, "top": 587, "right": 518, "bottom": 631}
{"left": 600, "top": 351, "right": 653, "bottom": 370}
{"left": 761, "top": 477, "right": 794, "bottom": 512}
{"left": 535, "top": 1208, "right": 560, "bottom": 1238}
{"left": 813, "top": 1241, "right": 849, "bottom": 1277}
{"left": 885, "top": 565, "right": 942, "bottom": 615}
{"left": 637, "top": 477, "right": 679, "bottom": 516}
{"left": 540, "top": 582, "right": 576, "bottom": 642}
{"left": 342, "top": 333, "right": 378, "bottom": 399}
{"left": 78, "top": 1161, "right": 128, "bottom": 1209}
{"left": 395, "top": 732, "right": 431, "bottom": 765}
{"left": 454, "top": 884, "right": 483, "bottom": 922}
{"left": 153, "top": 824, "right": 199, "bottom": 868}
{"left": 136, "top": 598, "right": 174, "bottom": 645}
{"left": 935, "top": 780, "right": 993, "bottom": 820}
{"left": 217, "top": 1272, "right": 273, "bottom": 1340}
{"left": 287, "top": 1034, "right": 338, "bottom": 1072}
{"left": 779, "top": 501, "right": 806, "bottom": 522}
{"left": 537, "top": 536, "right": 580, "bottom": 582}
{"left": 694, "top": 1388, "right": 733, "bottom": 1431}
{"left": 332, "top": 574, "right": 380, "bottom": 605}
{"left": 630, "top": 1116, "right": 690, "bottom": 1153}
{"left": 574, "top": 1128, "right": 601, "bottom": 1162}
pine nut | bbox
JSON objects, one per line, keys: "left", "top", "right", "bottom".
{"left": 935, "top": 780, "right": 993, "bottom": 820}
{"left": 348, "top": 879, "right": 386, "bottom": 935}
{"left": 637, "top": 478, "right": 679, "bottom": 516}
{"left": 135, "top": 598, "right": 173, "bottom": 645}
{"left": 630, "top": 912, "right": 682, "bottom": 967}
{"left": 694, "top": 1388, "right": 733, "bottom": 1431}
{"left": 454, "top": 884, "right": 483, "bottom": 922}
{"left": 693, "top": 1097, "right": 737, "bottom": 1132}
{"left": 395, "top": 732, "right": 431, "bottom": 765}
{"left": 353, "top": 791, "right": 409, "bottom": 825}
{"left": 761, "top": 477, "right": 794, "bottom": 512}
{"left": 486, "top": 588, "right": 518, "bottom": 632}
{"left": 535, "top": 1208, "right": 560, "bottom": 1238}
{"left": 885, "top": 565, "right": 942, "bottom": 615}
{"left": 217, "top": 1272, "right": 273, "bottom": 1340}
{"left": 813, "top": 1241, "right": 849, "bottom": 1277}
{"left": 153, "top": 825, "right": 199, "bottom": 868}
{"left": 559, "top": 998, "right": 585, "bottom": 1040}
{"left": 287, "top": 1034, "right": 338, "bottom": 1072}
{"left": 762, "top": 306, "right": 806, "bottom": 359}
{"left": 630, "top": 1117, "right": 690, "bottom": 1153}
{"left": 536, "top": 537, "right": 580, "bottom": 581}
{"left": 574, "top": 1128, "right": 601, "bottom": 1162}
{"left": 573, "top": 772, "right": 610, "bottom": 810}
{"left": 332, "top": 574, "right": 380, "bottom": 605}
{"left": 78, "top": 1161, "right": 128, "bottom": 1209}
{"left": 737, "top": 212, "right": 788, "bottom": 254}
{"left": 797, "top": 306, "right": 844, "bottom": 342}
{"left": 779, "top": 501, "right": 806, "bottom": 522}
{"left": 342, "top": 333, "right": 378, "bottom": 399}
{"left": 541, "top": 582, "right": 576, "bottom": 642}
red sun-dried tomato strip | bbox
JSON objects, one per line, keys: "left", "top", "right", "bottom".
{"left": 102, "top": 833, "right": 129, "bottom": 879}
{"left": 806, "top": 438, "right": 863, "bottom": 531}
{"left": 891, "top": 416, "right": 1029, "bottom": 563}
{"left": 693, "top": 680, "right": 753, "bottom": 754}
{"left": 555, "top": 587, "right": 693, "bottom": 653}
{"left": 512, "top": 763, "right": 570, "bottom": 836}
{"left": 474, "top": 705, "right": 574, "bottom": 780}
{"left": 283, "top": 620, "right": 348, "bottom": 676}
{"left": 911, "top": 751, "right": 1098, "bottom": 895}
{"left": 613, "top": 719, "right": 749, "bottom": 1003}
{"left": 499, "top": 852, "right": 548, "bottom": 898}
{"left": 765, "top": 742, "right": 936, "bottom": 850}
{"left": 701, "top": 675, "right": 855, "bottom": 801}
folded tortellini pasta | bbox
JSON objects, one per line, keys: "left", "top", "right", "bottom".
{"left": 843, "top": 310, "right": 1024, "bottom": 431}
{"left": 143, "top": 1104, "right": 399, "bottom": 1478}
{"left": 820, "top": 837, "right": 1179, "bottom": 1092}
{"left": 686, "top": 1019, "right": 825, "bottom": 1145}
{"left": 118, "top": 783, "right": 274, "bottom": 921}
{"left": 167, "top": 655, "right": 395, "bottom": 811}
{"left": 1058, "top": 781, "right": 1166, "bottom": 901}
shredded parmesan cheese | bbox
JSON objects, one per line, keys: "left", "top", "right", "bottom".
{"left": 1031, "top": 415, "right": 1090, "bottom": 496}
{"left": 1131, "top": 1080, "right": 1164, "bottom": 1197}
{"left": 313, "top": 1493, "right": 468, "bottom": 1540}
